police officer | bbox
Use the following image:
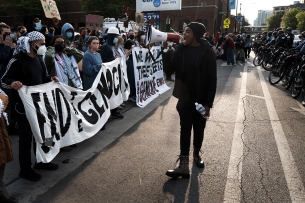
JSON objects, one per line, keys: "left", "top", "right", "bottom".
{"left": 295, "top": 32, "right": 305, "bottom": 51}
{"left": 266, "top": 31, "right": 273, "bottom": 43}
{"left": 266, "top": 31, "right": 277, "bottom": 46}
{"left": 276, "top": 30, "right": 287, "bottom": 48}
{"left": 285, "top": 27, "right": 294, "bottom": 48}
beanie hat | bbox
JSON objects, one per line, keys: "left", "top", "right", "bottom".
{"left": 186, "top": 22, "right": 206, "bottom": 41}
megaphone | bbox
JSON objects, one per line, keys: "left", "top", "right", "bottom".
{"left": 145, "top": 25, "right": 180, "bottom": 45}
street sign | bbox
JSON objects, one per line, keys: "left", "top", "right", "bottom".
{"left": 223, "top": 24, "right": 229, "bottom": 28}
{"left": 224, "top": 18, "right": 230, "bottom": 25}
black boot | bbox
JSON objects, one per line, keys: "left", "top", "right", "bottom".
{"left": 193, "top": 147, "right": 205, "bottom": 168}
{"left": 166, "top": 155, "right": 190, "bottom": 178}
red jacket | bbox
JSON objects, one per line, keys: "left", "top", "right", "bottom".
{"left": 225, "top": 38, "right": 234, "bottom": 49}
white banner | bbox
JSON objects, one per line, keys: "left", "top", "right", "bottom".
{"left": 18, "top": 58, "right": 129, "bottom": 163}
{"left": 132, "top": 46, "right": 170, "bottom": 108}
{"left": 136, "top": 0, "right": 181, "bottom": 12}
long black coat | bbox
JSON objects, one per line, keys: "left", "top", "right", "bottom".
{"left": 172, "top": 39, "right": 217, "bottom": 108}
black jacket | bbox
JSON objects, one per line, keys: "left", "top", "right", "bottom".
{"left": 172, "top": 39, "right": 217, "bottom": 108}
{"left": 1, "top": 53, "right": 51, "bottom": 113}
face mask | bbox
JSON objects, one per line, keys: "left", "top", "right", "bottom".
{"left": 10, "top": 33, "right": 15, "bottom": 39}
{"left": 113, "top": 38, "right": 118, "bottom": 44}
{"left": 55, "top": 43, "right": 65, "bottom": 52}
{"left": 141, "top": 35, "right": 145, "bottom": 40}
{"left": 66, "top": 32, "right": 73, "bottom": 39}
{"left": 129, "top": 34, "right": 135, "bottom": 40}
{"left": 34, "top": 44, "right": 47, "bottom": 55}
{"left": 35, "top": 21, "right": 42, "bottom": 31}
{"left": 168, "top": 42, "right": 173, "bottom": 47}
{"left": 118, "top": 45, "right": 123, "bottom": 49}
{"left": 163, "top": 49, "right": 168, "bottom": 53}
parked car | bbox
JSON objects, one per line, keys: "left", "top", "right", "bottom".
{"left": 293, "top": 35, "right": 301, "bottom": 47}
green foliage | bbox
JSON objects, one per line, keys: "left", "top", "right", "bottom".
{"left": 266, "top": 11, "right": 284, "bottom": 30}
{"left": 282, "top": 8, "right": 302, "bottom": 30}
{"left": 80, "top": 0, "right": 136, "bottom": 18}
{"left": 0, "top": 0, "right": 62, "bottom": 21}
{"left": 296, "top": 11, "right": 305, "bottom": 31}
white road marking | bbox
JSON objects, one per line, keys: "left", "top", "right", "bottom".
{"left": 257, "top": 68, "right": 305, "bottom": 202}
{"left": 245, "top": 94, "right": 265, "bottom": 99}
{"left": 223, "top": 63, "right": 248, "bottom": 202}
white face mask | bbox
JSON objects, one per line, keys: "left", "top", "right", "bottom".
{"left": 163, "top": 49, "right": 168, "bottom": 53}
{"left": 141, "top": 35, "right": 145, "bottom": 40}
{"left": 35, "top": 44, "right": 47, "bottom": 55}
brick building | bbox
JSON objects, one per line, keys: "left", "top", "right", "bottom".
{"left": 0, "top": 0, "right": 240, "bottom": 34}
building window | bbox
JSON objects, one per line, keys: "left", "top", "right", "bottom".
{"left": 179, "top": 19, "right": 190, "bottom": 31}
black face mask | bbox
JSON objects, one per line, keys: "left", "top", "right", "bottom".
{"left": 55, "top": 43, "right": 65, "bottom": 52}
{"left": 129, "top": 34, "right": 135, "bottom": 40}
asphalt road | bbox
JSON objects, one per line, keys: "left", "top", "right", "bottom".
{"left": 32, "top": 55, "right": 305, "bottom": 203}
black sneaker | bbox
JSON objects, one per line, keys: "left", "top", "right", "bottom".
{"left": 19, "top": 170, "right": 42, "bottom": 181}
{"left": 112, "top": 112, "right": 124, "bottom": 119}
{"left": 0, "top": 196, "right": 18, "bottom": 203}
{"left": 34, "top": 162, "right": 58, "bottom": 171}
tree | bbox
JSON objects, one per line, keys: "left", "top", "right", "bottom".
{"left": 261, "top": 23, "right": 267, "bottom": 26}
{"left": 282, "top": 8, "right": 302, "bottom": 30}
{"left": 0, "top": 0, "right": 62, "bottom": 22}
{"left": 80, "top": 0, "right": 136, "bottom": 19}
{"left": 266, "top": 11, "right": 284, "bottom": 30}
{"left": 296, "top": 11, "right": 305, "bottom": 31}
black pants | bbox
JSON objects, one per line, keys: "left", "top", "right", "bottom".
{"left": 126, "top": 59, "right": 136, "bottom": 97}
{"left": 244, "top": 47, "right": 251, "bottom": 58}
{"left": 15, "top": 112, "right": 35, "bottom": 173}
{"left": 176, "top": 98, "right": 207, "bottom": 156}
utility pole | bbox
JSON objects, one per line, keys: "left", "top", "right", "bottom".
{"left": 234, "top": 0, "right": 238, "bottom": 34}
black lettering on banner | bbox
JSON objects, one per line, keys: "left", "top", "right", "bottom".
{"left": 55, "top": 88, "right": 71, "bottom": 137}
{"left": 43, "top": 92, "right": 60, "bottom": 141}
{"left": 159, "top": 60, "right": 163, "bottom": 71}
{"left": 136, "top": 65, "right": 143, "bottom": 80}
{"left": 106, "top": 69, "right": 113, "bottom": 98}
{"left": 89, "top": 94, "right": 105, "bottom": 118}
{"left": 145, "top": 52, "right": 152, "bottom": 63}
{"left": 77, "top": 92, "right": 99, "bottom": 124}
{"left": 96, "top": 72, "right": 111, "bottom": 109}
{"left": 70, "top": 92, "right": 77, "bottom": 101}
{"left": 78, "top": 119, "right": 83, "bottom": 132}
{"left": 31, "top": 92, "right": 47, "bottom": 142}
{"left": 156, "top": 77, "right": 165, "bottom": 87}
{"left": 138, "top": 77, "right": 158, "bottom": 103}
{"left": 71, "top": 103, "right": 79, "bottom": 115}
{"left": 135, "top": 50, "right": 143, "bottom": 63}
{"left": 152, "top": 62, "right": 158, "bottom": 73}
{"left": 112, "top": 65, "right": 120, "bottom": 96}
{"left": 117, "top": 64, "right": 123, "bottom": 91}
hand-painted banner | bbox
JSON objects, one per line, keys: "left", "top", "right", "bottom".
{"left": 18, "top": 58, "right": 129, "bottom": 163}
{"left": 132, "top": 46, "right": 170, "bottom": 108}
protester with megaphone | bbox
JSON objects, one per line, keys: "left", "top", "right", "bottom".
{"left": 166, "top": 22, "right": 217, "bottom": 179}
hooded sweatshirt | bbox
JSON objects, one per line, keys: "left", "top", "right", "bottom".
{"left": 61, "top": 23, "right": 75, "bottom": 46}
{"left": 99, "top": 34, "right": 116, "bottom": 63}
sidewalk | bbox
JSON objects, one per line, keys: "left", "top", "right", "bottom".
{"left": 5, "top": 80, "right": 175, "bottom": 203}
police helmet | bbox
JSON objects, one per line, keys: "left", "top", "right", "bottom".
{"left": 301, "top": 31, "right": 305, "bottom": 38}
{"left": 278, "top": 30, "right": 284, "bottom": 34}
{"left": 263, "top": 31, "right": 267, "bottom": 35}
{"left": 267, "top": 31, "right": 272, "bottom": 36}
{"left": 273, "top": 31, "right": 278, "bottom": 36}
{"left": 276, "top": 27, "right": 282, "bottom": 31}
{"left": 286, "top": 27, "right": 292, "bottom": 31}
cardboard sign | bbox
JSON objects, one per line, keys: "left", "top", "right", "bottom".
{"left": 86, "top": 14, "right": 104, "bottom": 30}
{"left": 135, "top": 13, "right": 144, "bottom": 26}
{"left": 40, "top": 0, "right": 61, "bottom": 20}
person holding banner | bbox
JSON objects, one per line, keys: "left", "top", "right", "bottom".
{"left": 166, "top": 22, "right": 217, "bottom": 179}
{"left": 1, "top": 31, "right": 60, "bottom": 181}
{"left": 100, "top": 27, "right": 124, "bottom": 119}
{"left": 45, "top": 35, "right": 83, "bottom": 89}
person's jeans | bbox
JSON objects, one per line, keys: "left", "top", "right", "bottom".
{"left": 176, "top": 98, "right": 207, "bottom": 156}
{"left": 244, "top": 47, "right": 251, "bottom": 58}
{"left": 227, "top": 49, "right": 235, "bottom": 65}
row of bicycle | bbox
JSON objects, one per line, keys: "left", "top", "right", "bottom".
{"left": 252, "top": 42, "right": 305, "bottom": 106}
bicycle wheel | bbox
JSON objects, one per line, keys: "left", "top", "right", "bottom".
{"left": 253, "top": 53, "right": 263, "bottom": 66}
{"left": 291, "top": 75, "right": 303, "bottom": 98}
{"left": 282, "top": 67, "right": 294, "bottom": 90}
{"left": 262, "top": 55, "right": 273, "bottom": 71}
{"left": 269, "top": 64, "right": 285, "bottom": 85}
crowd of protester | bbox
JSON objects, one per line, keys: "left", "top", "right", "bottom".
{"left": 0, "top": 13, "right": 222, "bottom": 202}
